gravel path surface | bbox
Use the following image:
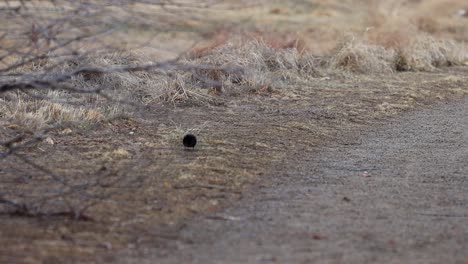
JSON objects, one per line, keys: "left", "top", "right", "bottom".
{"left": 127, "top": 98, "right": 468, "bottom": 264}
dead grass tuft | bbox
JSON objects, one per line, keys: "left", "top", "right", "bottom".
{"left": 362, "top": 0, "right": 467, "bottom": 71}
{"left": 399, "top": 36, "right": 466, "bottom": 71}
{"left": 1, "top": 51, "right": 140, "bottom": 130}
{"left": 367, "top": 30, "right": 466, "bottom": 72}
{"left": 330, "top": 30, "right": 465, "bottom": 73}
{"left": 0, "top": 91, "right": 115, "bottom": 130}
{"left": 65, "top": 52, "right": 159, "bottom": 103}
{"left": 185, "top": 41, "right": 320, "bottom": 95}
{"left": 329, "top": 35, "right": 396, "bottom": 73}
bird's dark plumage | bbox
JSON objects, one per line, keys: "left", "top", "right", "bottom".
{"left": 183, "top": 134, "right": 197, "bottom": 149}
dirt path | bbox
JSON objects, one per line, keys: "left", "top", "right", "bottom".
{"left": 119, "top": 98, "right": 468, "bottom": 263}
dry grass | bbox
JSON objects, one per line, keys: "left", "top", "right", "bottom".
{"left": 2, "top": 35, "right": 465, "bottom": 129}
{"left": 1, "top": 51, "right": 158, "bottom": 130}
{"left": 329, "top": 33, "right": 466, "bottom": 73}
{"left": 363, "top": 0, "right": 467, "bottom": 71}
{"left": 0, "top": 91, "right": 116, "bottom": 130}
{"left": 2, "top": 40, "right": 322, "bottom": 125}
{"left": 399, "top": 36, "right": 466, "bottom": 70}
{"left": 2, "top": 0, "right": 467, "bottom": 128}
{"left": 329, "top": 35, "right": 396, "bottom": 73}
{"left": 185, "top": 41, "right": 320, "bottom": 94}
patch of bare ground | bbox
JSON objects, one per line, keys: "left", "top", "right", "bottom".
{"left": 2, "top": 64, "right": 468, "bottom": 262}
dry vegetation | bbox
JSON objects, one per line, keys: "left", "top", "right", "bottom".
{"left": 1, "top": 0, "right": 467, "bottom": 127}
{"left": 1, "top": 0, "right": 468, "bottom": 262}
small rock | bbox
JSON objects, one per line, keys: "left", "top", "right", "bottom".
{"left": 127, "top": 243, "right": 136, "bottom": 249}
{"left": 312, "top": 234, "right": 327, "bottom": 240}
{"left": 100, "top": 242, "right": 112, "bottom": 250}
{"left": 112, "top": 148, "right": 130, "bottom": 157}
{"left": 455, "top": 9, "right": 466, "bottom": 17}
{"left": 60, "top": 128, "right": 73, "bottom": 135}
{"left": 360, "top": 171, "right": 370, "bottom": 177}
{"left": 44, "top": 137, "right": 54, "bottom": 145}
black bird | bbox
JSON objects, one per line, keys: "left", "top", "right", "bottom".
{"left": 183, "top": 134, "right": 197, "bottom": 149}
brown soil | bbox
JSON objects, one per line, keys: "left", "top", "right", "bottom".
{"left": 130, "top": 93, "right": 468, "bottom": 264}
{"left": 1, "top": 67, "right": 468, "bottom": 263}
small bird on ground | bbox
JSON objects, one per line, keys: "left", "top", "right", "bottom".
{"left": 183, "top": 134, "right": 197, "bottom": 149}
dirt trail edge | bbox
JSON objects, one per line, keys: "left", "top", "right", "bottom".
{"left": 122, "top": 98, "right": 467, "bottom": 264}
